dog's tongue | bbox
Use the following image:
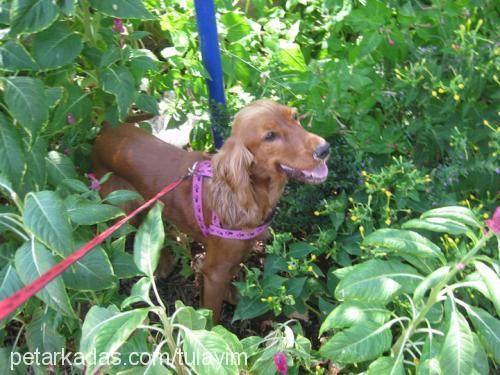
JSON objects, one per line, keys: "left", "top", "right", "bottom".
{"left": 303, "top": 162, "right": 328, "bottom": 179}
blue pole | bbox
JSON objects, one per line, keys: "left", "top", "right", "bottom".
{"left": 194, "top": 0, "right": 227, "bottom": 149}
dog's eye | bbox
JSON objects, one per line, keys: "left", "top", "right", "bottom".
{"left": 292, "top": 112, "right": 299, "bottom": 121}
{"left": 264, "top": 132, "right": 277, "bottom": 142}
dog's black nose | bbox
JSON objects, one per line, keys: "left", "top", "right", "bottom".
{"left": 313, "top": 142, "right": 330, "bottom": 160}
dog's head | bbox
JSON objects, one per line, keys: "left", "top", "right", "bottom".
{"left": 211, "top": 100, "right": 329, "bottom": 227}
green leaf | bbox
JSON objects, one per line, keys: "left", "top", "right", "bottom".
{"left": 26, "top": 307, "right": 65, "bottom": 353}
{"left": 472, "top": 333, "right": 489, "bottom": 375}
{"left": 3, "top": 76, "right": 48, "bottom": 136}
{"left": 419, "top": 335, "right": 443, "bottom": 375}
{"left": 367, "top": 356, "right": 404, "bottom": 375}
{"left": 32, "top": 21, "right": 82, "bottom": 69}
{"left": 121, "top": 277, "right": 153, "bottom": 309}
{"left": 23, "top": 190, "right": 74, "bottom": 255}
{"left": 0, "top": 265, "right": 24, "bottom": 325}
{"left": 89, "top": 0, "right": 155, "bottom": 19}
{"left": 62, "top": 244, "right": 116, "bottom": 291}
{"left": 220, "top": 12, "right": 251, "bottom": 42}
{"left": 474, "top": 261, "right": 500, "bottom": 315}
{"left": 9, "top": 0, "right": 59, "bottom": 35}
{"left": 14, "top": 240, "right": 74, "bottom": 317}
{"left": 335, "top": 259, "right": 423, "bottom": 304}
{"left": 319, "top": 320, "right": 392, "bottom": 364}
{"left": 0, "top": 40, "right": 37, "bottom": 71}
{"left": 51, "top": 86, "right": 92, "bottom": 130}
{"left": 233, "top": 297, "right": 270, "bottom": 321}
{"left": 80, "top": 306, "right": 149, "bottom": 374}
{"left": 363, "top": 228, "right": 444, "bottom": 261}
{"left": 110, "top": 240, "right": 141, "bottom": 279}
{"left": 402, "top": 217, "right": 469, "bottom": 236}
{"left": 45, "top": 86, "right": 64, "bottom": 108}
{"left": 133, "top": 202, "right": 164, "bottom": 276}
{"left": 0, "top": 113, "right": 25, "bottom": 188}
{"left": 136, "top": 93, "right": 159, "bottom": 115}
{"left": 181, "top": 328, "right": 239, "bottom": 375}
{"left": 413, "top": 266, "right": 450, "bottom": 303}
{"left": 65, "top": 195, "right": 124, "bottom": 225}
{"left": 45, "top": 151, "right": 77, "bottom": 186}
{"left": 103, "top": 189, "right": 143, "bottom": 205}
{"left": 212, "top": 326, "right": 244, "bottom": 354}
{"left": 467, "top": 305, "right": 500, "bottom": 363}
{"left": 421, "top": 206, "right": 481, "bottom": 229}
{"left": 439, "top": 306, "right": 474, "bottom": 375}
{"left": 278, "top": 40, "right": 307, "bottom": 72}
{"left": 101, "top": 66, "right": 135, "bottom": 120}
{"left": 174, "top": 301, "right": 208, "bottom": 330}
{"left": 320, "top": 301, "right": 390, "bottom": 334}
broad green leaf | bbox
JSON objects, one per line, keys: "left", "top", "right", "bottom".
{"left": 26, "top": 308, "right": 65, "bottom": 353}
{"left": 51, "top": 86, "right": 92, "bottom": 130}
{"left": 65, "top": 195, "right": 124, "bottom": 225}
{"left": 0, "top": 265, "right": 24, "bottom": 325}
{"left": 413, "top": 266, "right": 450, "bottom": 303}
{"left": 363, "top": 229, "right": 444, "bottom": 261}
{"left": 335, "top": 259, "right": 423, "bottom": 304}
{"left": 357, "top": 33, "right": 382, "bottom": 60}
{"left": 101, "top": 66, "right": 135, "bottom": 120}
{"left": 45, "top": 86, "right": 64, "bottom": 108}
{"left": 80, "top": 306, "right": 149, "bottom": 374}
{"left": 212, "top": 326, "right": 244, "bottom": 355}
{"left": 220, "top": 12, "right": 251, "bottom": 42}
{"left": 134, "top": 202, "right": 164, "bottom": 276}
{"left": 467, "top": 305, "right": 500, "bottom": 363}
{"left": 45, "top": 151, "right": 77, "bottom": 185}
{"left": 403, "top": 217, "right": 469, "bottom": 236}
{"left": 110, "top": 244, "right": 141, "bottom": 279}
{"left": 319, "top": 320, "right": 392, "bottom": 364}
{"left": 278, "top": 40, "right": 307, "bottom": 72}
{"left": 14, "top": 241, "right": 74, "bottom": 317}
{"left": 419, "top": 335, "right": 443, "bottom": 375}
{"left": 32, "top": 22, "right": 82, "bottom": 69}
{"left": 174, "top": 301, "right": 208, "bottom": 330}
{"left": 23, "top": 190, "right": 74, "bottom": 255}
{"left": 0, "top": 40, "right": 37, "bottom": 71}
{"left": 320, "top": 301, "right": 390, "bottom": 334}
{"left": 474, "top": 261, "right": 500, "bottom": 315}
{"left": 121, "top": 277, "right": 153, "bottom": 309}
{"left": 418, "top": 358, "right": 441, "bottom": 375}
{"left": 136, "top": 93, "right": 159, "bottom": 115}
{"left": 61, "top": 178, "right": 90, "bottom": 194}
{"left": 181, "top": 328, "right": 239, "bottom": 375}
{"left": 233, "top": 297, "right": 270, "bottom": 321}
{"left": 422, "top": 206, "right": 481, "bottom": 229}
{"left": 0, "top": 113, "right": 25, "bottom": 187}
{"left": 104, "top": 189, "right": 143, "bottom": 205}
{"left": 9, "top": 0, "right": 59, "bottom": 35}
{"left": 367, "top": 356, "right": 404, "bottom": 375}
{"left": 3, "top": 77, "right": 48, "bottom": 136}
{"left": 89, "top": 0, "right": 155, "bottom": 19}
{"left": 472, "top": 333, "right": 489, "bottom": 375}
{"left": 439, "top": 307, "right": 474, "bottom": 375}
{"left": 22, "top": 137, "right": 47, "bottom": 192}
{"left": 62, "top": 244, "right": 116, "bottom": 291}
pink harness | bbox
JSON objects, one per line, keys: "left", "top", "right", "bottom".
{"left": 192, "top": 160, "right": 271, "bottom": 239}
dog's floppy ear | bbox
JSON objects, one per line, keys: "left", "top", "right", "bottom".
{"left": 211, "top": 137, "right": 258, "bottom": 225}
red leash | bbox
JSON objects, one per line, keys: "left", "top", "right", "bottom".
{"left": 0, "top": 171, "right": 192, "bottom": 322}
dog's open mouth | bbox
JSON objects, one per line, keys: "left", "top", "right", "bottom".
{"left": 280, "top": 161, "right": 328, "bottom": 183}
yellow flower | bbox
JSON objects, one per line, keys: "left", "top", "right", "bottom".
{"left": 267, "top": 296, "right": 273, "bottom": 302}
{"left": 483, "top": 119, "right": 490, "bottom": 126}
{"left": 438, "top": 87, "right": 445, "bottom": 94}
{"left": 307, "top": 266, "right": 314, "bottom": 273}
{"left": 431, "top": 90, "right": 438, "bottom": 97}
{"left": 381, "top": 187, "right": 386, "bottom": 193}
{"left": 361, "top": 170, "right": 368, "bottom": 177}
{"left": 364, "top": 181, "right": 370, "bottom": 188}
{"left": 454, "top": 94, "right": 460, "bottom": 101}
{"left": 455, "top": 237, "right": 460, "bottom": 244}
{"left": 288, "top": 264, "right": 294, "bottom": 271}
{"left": 261, "top": 298, "right": 266, "bottom": 302}
{"left": 458, "top": 83, "right": 464, "bottom": 89}
{"left": 351, "top": 215, "right": 358, "bottom": 222}
{"left": 385, "top": 219, "right": 391, "bottom": 225}
{"left": 314, "top": 211, "right": 320, "bottom": 216}
{"left": 385, "top": 207, "right": 391, "bottom": 213}
{"left": 310, "top": 254, "right": 317, "bottom": 261}
{"left": 483, "top": 213, "right": 489, "bottom": 219}
{"left": 385, "top": 190, "right": 392, "bottom": 198}
{"left": 359, "top": 225, "right": 365, "bottom": 237}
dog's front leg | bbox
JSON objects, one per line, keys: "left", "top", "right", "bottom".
{"left": 201, "top": 239, "right": 251, "bottom": 323}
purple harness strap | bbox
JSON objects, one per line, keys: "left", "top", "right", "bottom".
{"left": 192, "top": 160, "right": 270, "bottom": 239}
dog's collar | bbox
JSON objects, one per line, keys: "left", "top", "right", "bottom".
{"left": 192, "top": 160, "right": 271, "bottom": 239}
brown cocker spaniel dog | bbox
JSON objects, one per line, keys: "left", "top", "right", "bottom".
{"left": 92, "top": 100, "right": 330, "bottom": 323}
